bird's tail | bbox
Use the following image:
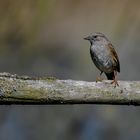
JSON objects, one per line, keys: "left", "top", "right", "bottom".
{"left": 105, "top": 72, "right": 114, "bottom": 80}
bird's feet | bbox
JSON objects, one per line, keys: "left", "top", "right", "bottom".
{"left": 111, "top": 79, "right": 119, "bottom": 88}
{"left": 96, "top": 77, "right": 103, "bottom": 82}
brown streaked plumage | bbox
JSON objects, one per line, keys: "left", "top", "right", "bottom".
{"left": 84, "top": 32, "right": 120, "bottom": 87}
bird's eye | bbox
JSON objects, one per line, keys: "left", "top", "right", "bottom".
{"left": 94, "top": 35, "right": 97, "bottom": 38}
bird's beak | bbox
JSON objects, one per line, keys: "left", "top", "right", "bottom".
{"left": 84, "top": 36, "right": 91, "bottom": 40}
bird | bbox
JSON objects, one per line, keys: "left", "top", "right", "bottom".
{"left": 84, "top": 32, "right": 120, "bottom": 87}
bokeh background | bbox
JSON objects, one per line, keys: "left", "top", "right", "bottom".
{"left": 0, "top": 0, "right": 140, "bottom": 140}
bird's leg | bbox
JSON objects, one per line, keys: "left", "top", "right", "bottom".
{"left": 111, "top": 71, "right": 119, "bottom": 87}
{"left": 96, "top": 71, "right": 103, "bottom": 82}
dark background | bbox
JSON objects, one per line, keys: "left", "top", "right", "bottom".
{"left": 0, "top": 0, "right": 140, "bottom": 140}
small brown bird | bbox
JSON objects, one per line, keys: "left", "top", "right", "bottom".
{"left": 84, "top": 32, "right": 120, "bottom": 87}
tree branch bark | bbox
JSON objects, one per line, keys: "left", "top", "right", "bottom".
{"left": 0, "top": 72, "right": 139, "bottom": 105}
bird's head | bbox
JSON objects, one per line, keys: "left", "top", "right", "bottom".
{"left": 84, "top": 32, "right": 109, "bottom": 45}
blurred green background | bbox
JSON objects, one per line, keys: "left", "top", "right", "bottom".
{"left": 0, "top": 0, "right": 140, "bottom": 140}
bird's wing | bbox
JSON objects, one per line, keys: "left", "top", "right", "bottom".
{"left": 107, "top": 43, "right": 120, "bottom": 72}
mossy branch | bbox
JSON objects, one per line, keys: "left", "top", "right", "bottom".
{"left": 0, "top": 72, "right": 139, "bottom": 105}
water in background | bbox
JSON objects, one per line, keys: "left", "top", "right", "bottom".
{"left": 0, "top": 0, "right": 140, "bottom": 140}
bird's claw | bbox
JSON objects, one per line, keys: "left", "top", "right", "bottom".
{"left": 96, "top": 77, "right": 103, "bottom": 82}
{"left": 111, "top": 79, "right": 119, "bottom": 88}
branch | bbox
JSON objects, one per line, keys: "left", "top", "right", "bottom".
{"left": 0, "top": 72, "right": 139, "bottom": 105}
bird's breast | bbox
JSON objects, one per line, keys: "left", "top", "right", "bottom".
{"left": 90, "top": 45, "right": 113, "bottom": 73}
